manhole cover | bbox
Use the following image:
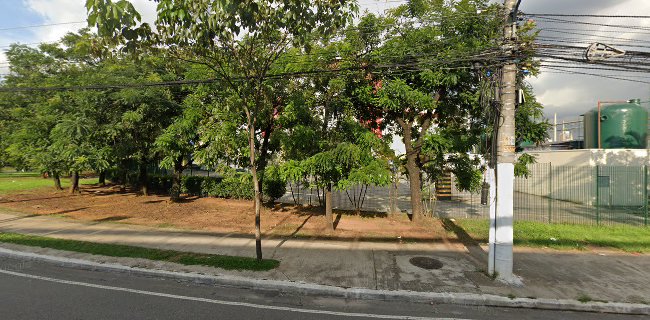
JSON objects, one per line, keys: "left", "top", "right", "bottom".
{"left": 409, "top": 256, "right": 443, "bottom": 270}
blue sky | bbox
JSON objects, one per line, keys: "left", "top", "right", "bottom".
{"left": 0, "top": 2, "right": 42, "bottom": 27}
{"left": 0, "top": 2, "right": 46, "bottom": 46}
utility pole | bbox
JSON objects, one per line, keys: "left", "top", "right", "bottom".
{"left": 489, "top": 0, "right": 520, "bottom": 283}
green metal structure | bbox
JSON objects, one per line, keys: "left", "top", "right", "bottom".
{"left": 583, "top": 108, "right": 598, "bottom": 148}
{"left": 584, "top": 100, "right": 648, "bottom": 149}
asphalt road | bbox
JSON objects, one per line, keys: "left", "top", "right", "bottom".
{"left": 0, "top": 256, "right": 645, "bottom": 320}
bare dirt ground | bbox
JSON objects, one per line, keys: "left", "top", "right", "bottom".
{"left": 0, "top": 184, "right": 449, "bottom": 242}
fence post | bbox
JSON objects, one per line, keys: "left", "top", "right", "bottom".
{"left": 548, "top": 163, "right": 552, "bottom": 224}
{"left": 596, "top": 165, "right": 601, "bottom": 226}
{"left": 643, "top": 164, "right": 648, "bottom": 227}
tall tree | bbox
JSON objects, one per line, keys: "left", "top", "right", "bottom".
{"left": 87, "top": 0, "right": 358, "bottom": 260}
{"left": 2, "top": 31, "right": 110, "bottom": 191}
{"left": 353, "top": 0, "right": 503, "bottom": 221}
{"left": 155, "top": 63, "right": 208, "bottom": 202}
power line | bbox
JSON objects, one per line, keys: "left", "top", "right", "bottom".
{"left": 543, "top": 66, "right": 650, "bottom": 85}
{"left": 536, "top": 38, "right": 650, "bottom": 50}
{"left": 538, "top": 29, "right": 650, "bottom": 45}
{"left": 539, "top": 27, "right": 650, "bottom": 36}
{"left": 532, "top": 16, "right": 650, "bottom": 31}
{"left": 0, "top": 21, "right": 86, "bottom": 32}
{"left": 0, "top": 53, "right": 504, "bottom": 92}
{"left": 540, "top": 64, "right": 650, "bottom": 75}
{"left": 524, "top": 13, "right": 650, "bottom": 19}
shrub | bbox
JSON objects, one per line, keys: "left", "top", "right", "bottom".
{"left": 192, "top": 173, "right": 253, "bottom": 200}
{"left": 215, "top": 173, "right": 254, "bottom": 199}
{"left": 149, "top": 175, "right": 173, "bottom": 193}
{"left": 200, "top": 177, "right": 220, "bottom": 197}
{"left": 112, "top": 170, "right": 290, "bottom": 201}
{"left": 181, "top": 176, "right": 205, "bottom": 196}
{"left": 262, "top": 165, "right": 286, "bottom": 202}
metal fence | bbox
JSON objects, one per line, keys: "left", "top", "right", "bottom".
{"left": 277, "top": 164, "right": 650, "bottom": 227}
{"left": 514, "top": 164, "right": 649, "bottom": 226}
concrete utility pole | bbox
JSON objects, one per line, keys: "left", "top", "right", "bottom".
{"left": 489, "top": 0, "right": 520, "bottom": 283}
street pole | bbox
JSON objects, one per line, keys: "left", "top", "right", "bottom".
{"left": 490, "top": 0, "right": 519, "bottom": 283}
{"left": 554, "top": 113, "right": 557, "bottom": 142}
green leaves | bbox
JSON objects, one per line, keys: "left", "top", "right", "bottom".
{"left": 516, "top": 83, "right": 550, "bottom": 147}
{"left": 86, "top": 0, "right": 142, "bottom": 37}
{"left": 515, "top": 153, "right": 537, "bottom": 178}
{"left": 338, "top": 159, "right": 391, "bottom": 191}
{"left": 377, "top": 79, "right": 438, "bottom": 113}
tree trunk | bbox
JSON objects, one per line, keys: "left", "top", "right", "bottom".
{"left": 117, "top": 161, "right": 128, "bottom": 192}
{"left": 251, "top": 164, "right": 263, "bottom": 261}
{"left": 139, "top": 159, "right": 148, "bottom": 196}
{"left": 397, "top": 114, "right": 430, "bottom": 222}
{"left": 399, "top": 117, "right": 425, "bottom": 222}
{"left": 246, "top": 111, "right": 263, "bottom": 261}
{"left": 69, "top": 171, "right": 80, "bottom": 194}
{"left": 325, "top": 183, "right": 334, "bottom": 231}
{"left": 53, "top": 172, "right": 62, "bottom": 190}
{"left": 405, "top": 154, "right": 423, "bottom": 222}
{"left": 98, "top": 171, "right": 106, "bottom": 186}
{"left": 170, "top": 156, "right": 184, "bottom": 202}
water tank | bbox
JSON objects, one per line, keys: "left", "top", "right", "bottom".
{"left": 583, "top": 100, "right": 648, "bottom": 149}
{"left": 583, "top": 109, "right": 598, "bottom": 148}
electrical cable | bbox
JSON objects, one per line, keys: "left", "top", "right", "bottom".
{"left": 0, "top": 21, "right": 87, "bottom": 32}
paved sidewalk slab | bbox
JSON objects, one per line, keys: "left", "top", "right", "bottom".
{"left": 1, "top": 210, "right": 650, "bottom": 305}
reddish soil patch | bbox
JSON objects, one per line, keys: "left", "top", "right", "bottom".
{"left": 0, "top": 185, "right": 448, "bottom": 241}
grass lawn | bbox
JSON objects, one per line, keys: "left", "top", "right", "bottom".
{"left": 0, "top": 172, "right": 41, "bottom": 178}
{"left": 453, "top": 219, "right": 650, "bottom": 253}
{"left": 0, "top": 175, "right": 98, "bottom": 193}
{"left": 0, "top": 232, "right": 279, "bottom": 271}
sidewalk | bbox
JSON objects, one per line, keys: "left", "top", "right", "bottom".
{"left": 1, "top": 209, "right": 649, "bottom": 305}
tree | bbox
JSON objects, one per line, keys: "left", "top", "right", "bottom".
{"left": 155, "top": 76, "right": 206, "bottom": 201}
{"left": 86, "top": 0, "right": 358, "bottom": 260}
{"left": 303, "top": 121, "right": 391, "bottom": 230}
{"left": 2, "top": 44, "right": 67, "bottom": 185}
{"left": 352, "top": 0, "right": 503, "bottom": 221}
{"left": 100, "top": 56, "right": 180, "bottom": 195}
{"left": 1, "top": 33, "right": 110, "bottom": 191}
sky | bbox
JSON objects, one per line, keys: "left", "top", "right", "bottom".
{"left": 520, "top": 0, "right": 650, "bottom": 123}
{"left": 1, "top": 0, "right": 649, "bottom": 151}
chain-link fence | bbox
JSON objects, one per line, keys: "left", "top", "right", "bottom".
{"left": 277, "top": 164, "right": 650, "bottom": 227}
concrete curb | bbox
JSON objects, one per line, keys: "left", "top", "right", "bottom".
{"left": 0, "top": 247, "right": 648, "bottom": 316}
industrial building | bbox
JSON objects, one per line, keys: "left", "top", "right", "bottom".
{"left": 520, "top": 99, "right": 650, "bottom": 213}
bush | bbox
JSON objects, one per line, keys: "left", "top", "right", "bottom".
{"left": 181, "top": 176, "right": 206, "bottom": 196}
{"left": 149, "top": 175, "right": 173, "bottom": 193}
{"left": 262, "top": 165, "right": 286, "bottom": 202}
{"left": 183, "top": 173, "right": 253, "bottom": 200}
{"left": 107, "top": 169, "right": 288, "bottom": 202}
{"left": 211, "top": 173, "right": 254, "bottom": 199}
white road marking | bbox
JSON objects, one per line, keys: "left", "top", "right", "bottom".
{"left": 0, "top": 268, "right": 471, "bottom": 320}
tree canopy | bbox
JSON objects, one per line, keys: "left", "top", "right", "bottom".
{"left": 0, "top": 0, "right": 548, "bottom": 260}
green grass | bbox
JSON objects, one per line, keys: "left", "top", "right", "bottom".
{"left": 577, "top": 294, "right": 593, "bottom": 303}
{"left": 0, "top": 172, "right": 41, "bottom": 178}
{"left": 453, "top": 219, "right": 650, "bottom": 253}
{"left": 0, "top": 232, "right": 279, "bottom": 271}
{"left": 0, "top": 176, "right": 98, "bottom": 193}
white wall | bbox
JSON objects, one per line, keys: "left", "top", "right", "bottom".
{"left": 526, "top": 149, "right": 648, "bottom": 166}
{"left": 518, "top": 149, "right": 648, "bottom": 206}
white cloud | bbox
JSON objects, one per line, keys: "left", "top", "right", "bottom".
{"left": 23, "top": 0, "right": 86, "bottom": 42}
{"left": 524, "top": 0, "right": 650, "bottom": 121}
{"left": 22, "top": 0, "right": 157, "bottom": 43}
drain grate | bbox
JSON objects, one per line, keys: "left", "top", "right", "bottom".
{"left": 409, "top": 256, "right": 443, "bottom": 270}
